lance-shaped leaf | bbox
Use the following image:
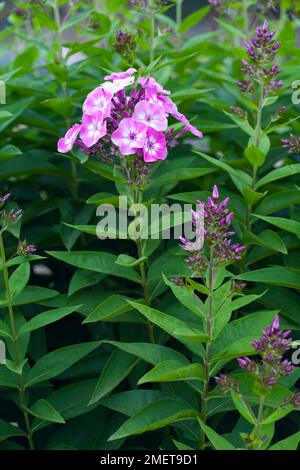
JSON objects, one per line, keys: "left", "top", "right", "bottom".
{"left": 138, "top": 360, "right": 204, "bottom": 384}
{"left": 108, "top": 399, "right": 198, "bottom": 441}
{"left": 25, "top": 341, "right": 101, "bottom": 387}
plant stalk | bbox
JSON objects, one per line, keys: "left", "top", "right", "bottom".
{"left": 0, "top": 233, "right": 34, "bottom": 450}
{"left": 199, "top": 246, "right": 214, "bottom": 450}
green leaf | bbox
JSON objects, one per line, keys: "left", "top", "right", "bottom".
{"left": 138, "top": 360, "right": 204, "bottom": 384}
{"left": 29, "top": 399, "right": 65, "bottom": 424}
{"left": 18, "top": 305, "right": 81, "bottom": 335}
{"left": 262, "top": 405, "right": 294, "bottom": 425}
{"left": 153, "top": 167, "right": 215, "bottom": 185}
{"left": 244, "top": 229, "right": 287, "bottom": 254}
{"left": 25, "top": 341, "right": 101, "bottom": 387}
{"left": 83, "top": 295, "right": 135, "bottom": 323}
{"left": 224, "top": 111, "right": 254, "bottom": 136}
{"left": 194, "top": 151, "right": 251, "bottom": 194}
{"left": 235, "top": 267, "right": 300, "bottom": 290}
{"left": 254, "top": 215, "right": 300, "bottom": 236}
{"left": 245, "top": 145, "right": 265, "bottom": 167}
{"left": 179, "top": 6, "right": 211, "bottom": 33}
{"left": 108, "top": 399, "right": 198, "bottom": 441}
{"left": 89, "top": 349, "right": 138, "bottom": 404}
{"left": 0, "top": 319, "right": 12, "bottom": 339}
{"left": 0, "top": 419, "right": 25, "bottom": 442}
{"left": 248, "top": 132, "right": 270, "bottom": 157}
{"left": 86, "top": 192, "right": 120, "bottom": 206}
{"left": 116, "top": 254, "right": 148, "bottom": 267}
{"left": 47, "top": 251, "right": 141, "bottom": 284}
{"left": 129, "top": 301, "right": 208, "bottom": 351}
{"left": 0, "top": 145, "right": 22, "bottom": 160}
{"left": 256, "top": 164, "right": 300, "bottom": 189}
{"left": 269, "top": 431, "right": 300, "bottom": 450}
{"left": 256, "top": 190, "right": 300, "bottom": 216}
{"left": 68, "top": 269, "right": 105, "bottom": 296}
{"left": 163, "top": 275, "right": 204, "bottom": 317}
{"left": 230, "top": 390, "right": 256, "bottom": 424}
{"left": 9, "top": 262, "right": 30, "bottom": 298}
{"left": 197, "top": 418, "right": 235, "bottom": 450}
{"left": 104, "top": 341, "right": 188, "bottom": 366}
{"left": 84, "top": 161, "right": 125, "bottom": 183}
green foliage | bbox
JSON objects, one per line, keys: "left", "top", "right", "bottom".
{"left": 0, "top": 0, "right": 299, "bottom": 452}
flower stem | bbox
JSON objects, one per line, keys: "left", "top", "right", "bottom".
{"left": 243, "top": 0, "right": 249, "bottom": 37}
{"left": 149, "top": 12, "right": 155, "bottom": 64}
{"left": 176, "top": 0, "right": 183, "bottom": 43}
{"left": 0, "top": 233, "right": 34, "bottom": 450}
{"left": 199, "top": 246, "right": 214, "bottom": 450}
{"left": 255, "top": 396, "right": 265, "bottom": 442}
{"left": 132, "top": 188, "right": 155, "bottom": 343}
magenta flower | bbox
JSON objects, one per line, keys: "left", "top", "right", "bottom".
{"left": 57, "top": 70, "right": 203, "bottom": 181}
{"left": 80, "top": 113, "right": 107, "bottom": 147}
{"left": 133, "top": 100, "right": 168, "bottom": 131}
{"left": 111, "top": 118, "right": 148, "bottom": 155}
{"left": 104, "top": 67, "right": 137, "bottom": 81}
{"left": 137, "top": 76, "right": 171, "bottom": 95}
{"left": 83, "top": 87, "right": 112, "bottom": 117}
{"left": 143, "top": 128, "right": 167, "bottom": 162}
{"left": 57, "top": 123, "right": 81, "bottom": 153}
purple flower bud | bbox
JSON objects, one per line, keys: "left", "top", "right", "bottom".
{"left": 212, "top": 185, "right": 219, "bottom": 199}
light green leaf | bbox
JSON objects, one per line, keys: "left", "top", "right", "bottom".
{"left": 269, "top": 431, "right": 300, "bottom": 450}
{"left": 8, "top": 262, "right": 30, "bottom": 298}
{"left": 138, "top": 360, "right": 204, "bottom": 384}
{"left": 230, "top": 390, "right": 256, "bottom": 424}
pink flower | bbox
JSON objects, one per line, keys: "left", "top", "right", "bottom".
{"left": 83, "top": 87, "right": 112, "bottom": 117}
{"left": 173, "top": 111, "right": 203, "bottom": 138}
{"left": 57, "top": 124, "right": 81, "bottom": 153}
{"left": 143, "top": 128, "right": 167, "bottom": 162}
{"left": 104, "top": 67, "right": 137, "bottom": 81}
{"left": 103, "top": 76, "right": 135, "bottom": 94}
{"left": 80, "top": 113, "right": 107, "bottom": 147}
{"left": 133, "top": 100, "right": 168, "bottom": 131}
{"left": 111, "top": 118, "right": 148, "bottom": 155}
{"left": 137, "top": 76, "right": 171, "bottom": 95}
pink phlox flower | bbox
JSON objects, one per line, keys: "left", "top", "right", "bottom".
{"left": 133, "top": 100, "right": 168, "bottom": 131}
{"left": 173, "top": 111, "right": 203, "bottom": 138}
{"left": 80, "top": 113, "right": 107, "bottom": 147}
{"left": 83, "top": 86, "right": 112, "bottom": 117}
{"left": 143, "top": 128, "right": 167, "bottom": 162}
{"left": 137, "top": 76, "right": 171, "bottom": 95}
{"left": 111, "top": 118, "right": 148, "bottom": 155}
{"left": 144, "top": 89, "right": 177, "bottom": 115}
{"left": 57, "top": 123, "right": 81, "bottom": 153}
{"left": 104, "top": 67, "right": 137, "bottom": 81}
{"left": 102, "top": 75, "right": 135, "bottom": 94}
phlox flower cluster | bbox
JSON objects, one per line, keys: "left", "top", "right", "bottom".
{"left": 238, "top": 21, "right": 283, "bottom": 97}
{"left": 57, "top": 68, "right": 202, "bottom": 167}
{"left": 180, "top": 185, "right": 244, "bottom": 272}
{"left": 216, "top": 316, "right": 295, "bottom": 393}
